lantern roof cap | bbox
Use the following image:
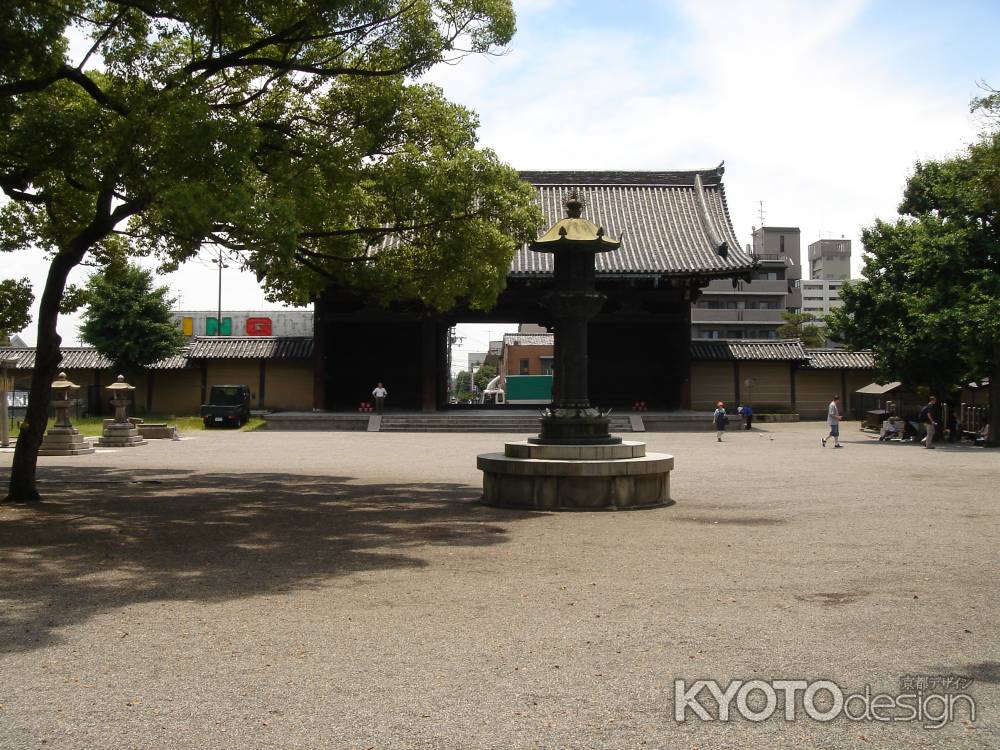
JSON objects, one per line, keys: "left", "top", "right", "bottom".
{"left": 106, "top": 375, "right": 135, "bottom": 391}
{"left": 51, "top": 372, "right": 79, "bottom": 390}
{"left": 530, "top": 192, "right": 621, "bottom": 254}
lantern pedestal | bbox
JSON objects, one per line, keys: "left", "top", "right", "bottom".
{"left": 39, "top": 401, "right": 95, "bottom": 456}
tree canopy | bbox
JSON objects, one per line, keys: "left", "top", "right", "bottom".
{"left": 453, "top": 370, "right": 473, "bottom": 402}
{"left": 1, "top": 0, "right": 541, "bottom": 502}
{"left": 828, "top": 95, "right": 999, "bottom": 444}
{"left": 777, "top": 311, "right": 828, "bottom": 349}
{"left": 79, "top": 263, "right": 185, "bottom": 377}
{"left": 0, "top": 277, "right": 33, "bottom": 343}
{"left": 473, "top": 362, "right": 497, "bottom": 392}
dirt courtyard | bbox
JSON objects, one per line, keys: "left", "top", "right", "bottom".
{"left": 1, "top": 422, "right": 997, "bottom": 749}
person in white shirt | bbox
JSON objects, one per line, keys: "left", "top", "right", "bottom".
{"left": 822, "top": 395, "right": 843, "bottom": 448}
{"left": 372, "top": 382, "right": 388, "bottom": 414}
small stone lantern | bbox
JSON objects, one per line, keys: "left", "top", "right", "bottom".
{"left": 97, "top": 376, "right": 146, "bottom": 447}
{"left": 38, "top": 372, "right": 95, "bottom": 456}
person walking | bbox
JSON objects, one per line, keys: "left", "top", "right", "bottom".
{"left": 920, "top": 396, "right": 938, "bottom": 449}
{"left": 741, "top": 403, "right": 753, "bottom": 430}
{"left": 822, "top": 395, "right": 843, "bottom": 448}
{"left": 372, "top": 382, "right": 388, "bottom": 414}
{"left": 713, "top": 401, "right": 728, "bottom": 442}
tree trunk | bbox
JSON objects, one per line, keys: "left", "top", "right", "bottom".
{"left": 988, "top": 342, "right": 1000, "bottom": 448}
{"left": 5, "top": 244, "right": 97, "bottom": 503}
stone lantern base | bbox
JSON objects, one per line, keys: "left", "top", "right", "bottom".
{"left": 478, "top": 440, "right": 672, "bottom": 511}
{"left": 38, "top": 427, "right": 95, "bottom": 456}
{"left": 97, "top": 420, "right": 147, "bottom": 448}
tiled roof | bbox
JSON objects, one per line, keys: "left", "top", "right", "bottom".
{"left": 187, "top": 337, "right": 313, "bottom": 359}
{"left": 503, "top": 333, "right": 553, "bottom": 347}
{"left": 1, "top": 338, "right": 314, "bottom": 371}
{"left": 0, "top": 347, "right": 112, "bottom": 370}
{"left": 513, "top": 167, "right": 755, "bottom": 278}
{"left": 803, "top": 349, "right": 876, "bottom": 369}
{"left": 148, "top": 348, "right": 195, "bottom": 370}
{"left": 690, "top": 340, "right": 808, "bottom": 361}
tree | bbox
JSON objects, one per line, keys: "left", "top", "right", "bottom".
{"left": 79, "top": 263, "right": 185, "bottom": 377}
{"left": 453, "top": 370, "right": 473, "bottom": 402}
{"left": 777, "top": 311, "right": 828, "bottom": 348}
{"left": 473, "top": 363, "right": 498, "bottom": 392}
{"left": 828, "top": 96, "right": 999, "bottom": 445}
{"left": 0, "top": 277, "right": 33, "bottom": 344}
{"left": 1, "top": 1, "right": 541, "bottom": 502}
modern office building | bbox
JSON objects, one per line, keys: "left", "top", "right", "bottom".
{"left": 808, "top": 238, "right": 851, "bottom": 280}
{"left": 690, "top": 226, "right": 802, "bottom": 339}
{"left": 796, "top": 238, "right": 854, "bottom": 317}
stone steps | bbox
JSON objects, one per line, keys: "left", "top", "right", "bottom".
{"left": 378, "top": 415, "right": 634, "bottom": 433}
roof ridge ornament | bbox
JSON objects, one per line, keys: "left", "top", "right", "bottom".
{"left": 565, "top": 191, "right": 583, "bottom": 218}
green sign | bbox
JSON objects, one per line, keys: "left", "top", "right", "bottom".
{"left": 207, "top": 317, "right": 232, "bottom": 335}
{"left": 505, "top": 375, "right": 552, "bottom": 403}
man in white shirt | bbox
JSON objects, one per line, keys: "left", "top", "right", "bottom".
{"left": 372, "top": 382, "right": 388, "bottom": 414}
{"left": 822, "top": 395, "right": 843, "bottom": 448}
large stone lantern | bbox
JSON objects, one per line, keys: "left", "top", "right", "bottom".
{"left": 477, "top": 193, "right": 674, "bottom": 510}
{"left": 97, "top": 375, "right": 146, "bottom": 447}
{"left": 530, "top": 192, "right": 621, "bottom": 445}
{"left": 38, "top": 372, "right": 95, "bottom": 456}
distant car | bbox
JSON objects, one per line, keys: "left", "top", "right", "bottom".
{"left": 200, "top": 384, "right": 251, "bottom": 428}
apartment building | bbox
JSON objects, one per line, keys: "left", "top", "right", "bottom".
{"left": 796, "top": 238, "right": 854, "bottom": 315}
{"left": 691, "top": 226, "right": 802, "bottom": 339}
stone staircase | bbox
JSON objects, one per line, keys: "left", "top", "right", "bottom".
{"left": 377, "top": 412, "right": 635, "bottom": 433}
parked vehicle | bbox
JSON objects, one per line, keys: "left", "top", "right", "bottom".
{"left": 200, "top": 384, "right": 251, "bottom": 428}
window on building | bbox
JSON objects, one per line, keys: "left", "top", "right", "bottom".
{"left": 727, "top": 330, "right": 743, "bottom": 339}
{"left": 519, "top": 358, "right": 529, "bottom": 375}
{"left": 779, "top": 235, "right": 785, "bottom": 253}
{"left": 539, "top": 357, "right": 553, "bottom": 376}
{"left": 701, "top": 330, "right": 720, "bottom": 339}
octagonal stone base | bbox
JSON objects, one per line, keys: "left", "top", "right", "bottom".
{"left": 478, "top": 440, "right": 673, "bottom": 511}
{"left": 97, "top": 423, "right": 147, "bottom": 447}
{"left": 38, "top": 427, "right": 95, "bottom": 456}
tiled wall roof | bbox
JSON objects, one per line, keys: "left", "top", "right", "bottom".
{"left": 690, "top": 340, "right": 808, "bottom": 361}
{"left": 1, "top": 337, "right": 313, "bottom": 372}
{"left": 0, "top": 347, "right": 112, "bottom": 370}
{"left": 187, "top": 337, "right": 314, "bottom": 359}
{"left": 802, "top": 349, "right": 876, "bottom": 370}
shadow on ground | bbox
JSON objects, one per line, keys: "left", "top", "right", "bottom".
{"left": 0, "top": 466, "right": 537, "bottom": 655}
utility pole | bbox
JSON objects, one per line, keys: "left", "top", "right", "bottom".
{"left": 214, "top": 247, "right": 226, "bottom": 336}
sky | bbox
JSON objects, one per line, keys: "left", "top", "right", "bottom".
{"left": 3, "top": 0, "right": 999, "bottom": 370}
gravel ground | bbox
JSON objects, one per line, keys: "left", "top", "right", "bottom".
{"left": 0, "top": 422, "right": 997, "bottom": 750}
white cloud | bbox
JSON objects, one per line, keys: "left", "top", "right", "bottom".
{"left": 4, "top": 1, "right": 996, "bottom": 345}
{"left": 427, "top": 0, "right": 989, "bottom": 274}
